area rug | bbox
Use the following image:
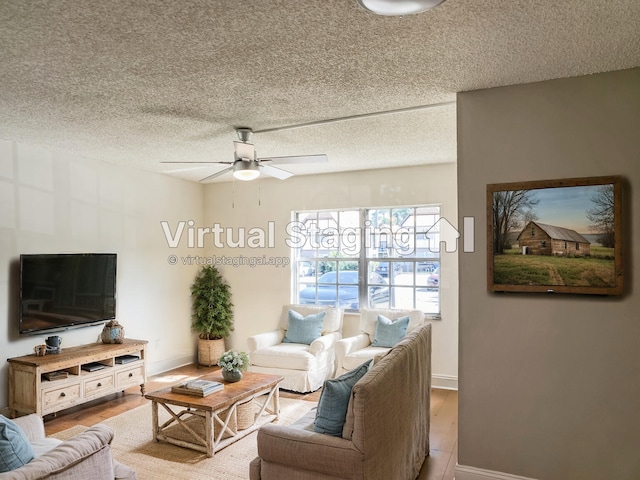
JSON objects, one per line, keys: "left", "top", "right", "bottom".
{"left": 51, "top": 397, "right": 316, "bottom": 480}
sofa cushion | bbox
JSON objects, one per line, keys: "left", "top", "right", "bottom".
{"left": 0, "top": 415, "right": 36, "bottom": 473}
{"left": 313, "top": 360, "right": 371, "bottom": 437}
{"left": 30, "top": 437, "right": 62, "bottom": 457}
{"left": 371, "top": 314, "right": 410, "bottom": 347}
{"left": 283, "top": 310, "right": 325, "bottom": 344}
{"left": 342, "top": 345, "right": 390, "bottom": 372}
{"left": 250, "top": 343, "right": 318, "bottom": 371}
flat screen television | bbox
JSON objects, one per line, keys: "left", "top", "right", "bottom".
{"left": 19, "top": 253, "right": 117, "bottom": 335}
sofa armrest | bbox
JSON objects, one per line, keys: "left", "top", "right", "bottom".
{"left": 309, "top": 331, "right": 342, "bottom": 356}
{"left": 0, "top": 424, "right": 123, "bottom": 480}
{"left": 247, "top": 329, "right": 285, "bottom": 353}
{"left": 334, "top": 334, "right": 370, "bottom": 376}
{"left": 11, "top": 414, "right": 45, "bottom": 442}
{"left": 256, "top": 424, "right": 363, "bottom": 478}
{"left": 336, "top": 333, "right": 371, "bottom": 357}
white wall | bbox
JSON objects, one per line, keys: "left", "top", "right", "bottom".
{"left": 203, "top": 163, "right": 459, "bottom": 388}
{"left": 0, "top": 141, "right": 204, "bottom": 409}
{"left": 457, "top": 68, "right": 640, "bottom": 479}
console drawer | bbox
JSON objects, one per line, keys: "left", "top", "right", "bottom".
{"left": 43, "top": 383, "right": 81, "bottom": 413}
{"left": 117, "top": 365, "right": 144, "bottom": 387}
{"left": 84, "top": 374, "right": 115, "bottom": 399}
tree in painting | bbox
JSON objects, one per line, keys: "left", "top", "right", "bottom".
{"left": 492, "top": 190, "right": 539, "bottom": 254}
{"left": 586, "top": 184, "right": 615, "bottom": 248}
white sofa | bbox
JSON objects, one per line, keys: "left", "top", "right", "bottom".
{"left": 334, "top": 308, "right": 423, "bottom": 376}
{"left": 247, "top": 305, "right": 343, "bottom": 393}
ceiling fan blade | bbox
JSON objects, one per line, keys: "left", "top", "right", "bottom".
{"left": 199, "top": 166, "right": 233, "bottom": 182}
{"left": 258, "top": 154, "right": 328, "bottom": 165}
{"left": 160, "top": 161, "right": 233, "bottom": 165}
{"left": 259, "top": 163, "right": 294, "bottom": 180}
{"left": 162, "top": 166, "right": 210, "bottom": 173}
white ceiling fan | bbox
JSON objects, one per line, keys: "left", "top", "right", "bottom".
{"left": 162, "top": 128, "right": 328, "bottom": 182}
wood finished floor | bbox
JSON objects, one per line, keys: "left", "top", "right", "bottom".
{"left": 43, "top": 363, "right": 457, "bottom": 480}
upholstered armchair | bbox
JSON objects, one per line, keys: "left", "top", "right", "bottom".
{"left": 247, "top": 304, "right": 343, "bottom": 393}
{"left": 334, "top": 308, "right": 423, "bottom": 376}
{"left": 0, "top": 413, "right": 136, "bottom": 480}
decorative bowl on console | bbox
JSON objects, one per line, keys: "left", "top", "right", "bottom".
{"left": 101, "top": 320, "right": 125, "bottom": 344}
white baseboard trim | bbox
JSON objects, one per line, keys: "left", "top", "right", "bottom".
{"left": 432, "top": 374, "right": 458, "bottom": 390}
{"left": 148, "top": 355, "right": 197, "bottom": 377}
{"left": 455, "top": 464, "right": 537, "bottom": 480}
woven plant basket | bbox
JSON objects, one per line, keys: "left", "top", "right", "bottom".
{"left": 197, "top": 338, "right": 225, "bottom": 367}
{"left": 236, "top": 399, "right": 255, "bottom": 430}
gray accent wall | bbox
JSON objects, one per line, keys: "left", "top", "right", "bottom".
{"left": 457, "top": 68, "right": 640, "bottom": 479}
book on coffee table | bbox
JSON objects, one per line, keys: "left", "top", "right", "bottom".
{"left": 171, "top": 379, "right": 224, "bottom": 397}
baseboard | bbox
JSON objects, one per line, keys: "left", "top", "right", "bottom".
{"left": 455, "top": 464, "right": 537, "bottom": 480}
{"left": 148, "top": 355, "right": 197, "bottom": 377}
{"left": 432, "top": 374, "right": 458, "bottom": 390}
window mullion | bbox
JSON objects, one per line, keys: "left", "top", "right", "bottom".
{"left": 358, "top": 209, "right": 368, "bottom": 309}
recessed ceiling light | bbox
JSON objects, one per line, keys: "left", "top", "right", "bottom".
{"left": 357, "top": 0, "right": 446, "bottom": 16}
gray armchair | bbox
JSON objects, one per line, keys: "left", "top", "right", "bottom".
{"left": 0, "top": 414, "right": 135, "bottom": 480}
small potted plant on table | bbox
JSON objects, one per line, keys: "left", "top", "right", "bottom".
{"left": 191, "top": 265, "right": 234, "bottom": 366}
{"left": 218, "top": 350, "right": 250, "bottom": 383}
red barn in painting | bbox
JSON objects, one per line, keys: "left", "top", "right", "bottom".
{"left": 517, "top": 221, "right": 591, "bottom": 256}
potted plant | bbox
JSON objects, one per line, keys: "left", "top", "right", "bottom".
{"left": 191, "top": 265, "right": 234, "bottom": 366}
{"left": 218, "top": 350, "right": 250, "bottom": 383}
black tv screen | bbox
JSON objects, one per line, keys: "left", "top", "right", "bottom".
{"left": 19, "top": 253, "right": 117, "bottom": 335}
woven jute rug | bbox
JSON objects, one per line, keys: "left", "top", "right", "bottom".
{"left": 51, "top": 397, "right": 315, "bottom": 480}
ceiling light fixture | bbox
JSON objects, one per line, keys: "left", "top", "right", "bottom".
{"left": 357, "top": 0, "right": 446, "bottom": 16}
{"left": 233, "top": 160, "right": 260, "bottom": 181}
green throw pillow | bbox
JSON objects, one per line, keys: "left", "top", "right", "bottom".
{"left": 282, "top": 310, "right": 326, "bottom": 344}
{"left": 0, "top": 415, "right": 35, "bottom": 473}
{"left": 371, "top": 314, "right": 410, "bottom": 348}
{"left": 314, "top": 360, "right": 371, "bottom": 437}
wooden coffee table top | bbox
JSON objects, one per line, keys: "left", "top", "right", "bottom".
{"left": 145, "top": 371, "right": 283, "bottom": 412}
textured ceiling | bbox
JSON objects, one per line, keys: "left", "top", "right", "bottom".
{"left": 1, "top": 0, "right": 639, "bottom": 182}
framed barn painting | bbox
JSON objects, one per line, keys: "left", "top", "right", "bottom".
{"left": 487, "top": 176, "right": 623, "bottom": 295}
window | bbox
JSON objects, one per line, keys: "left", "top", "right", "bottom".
{"left": 290, "top": 206, "right": 441, "bottom": 316}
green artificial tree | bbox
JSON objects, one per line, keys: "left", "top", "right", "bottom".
{"left": 190, "top": 265, "right": 234, "bottom": 365}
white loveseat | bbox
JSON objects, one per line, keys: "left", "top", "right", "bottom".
{"left": 334, "top": 308, "right": 423, "bottom": 376}
{"left": 247, "top": 304, "right": 343, "bottom": 393}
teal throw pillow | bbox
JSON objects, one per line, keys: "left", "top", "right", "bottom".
{"left": 371, "top": 314, "right": 410, "bottom": 348}
{"left": 282, "top": 310, "right": 326, "bottom": 344}
{"left": 0, "top": 415, "right": 36, "bottom": 473}
{"left": 314, "top": 360, "right": 371, "bottom": 437}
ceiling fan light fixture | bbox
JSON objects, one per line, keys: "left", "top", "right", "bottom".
{"left": 233, "top": 160, "right": 260, "bottom": 181}
{"left": 357, "top": 0, "right": 445, "bottom": 16}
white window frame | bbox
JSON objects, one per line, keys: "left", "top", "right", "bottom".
{"left": 291, "top": 205, "right": 441, "bottom": 316}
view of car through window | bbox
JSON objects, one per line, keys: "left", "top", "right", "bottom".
{"left": 293, "top": 206, "right": 441, "bottom": 315}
